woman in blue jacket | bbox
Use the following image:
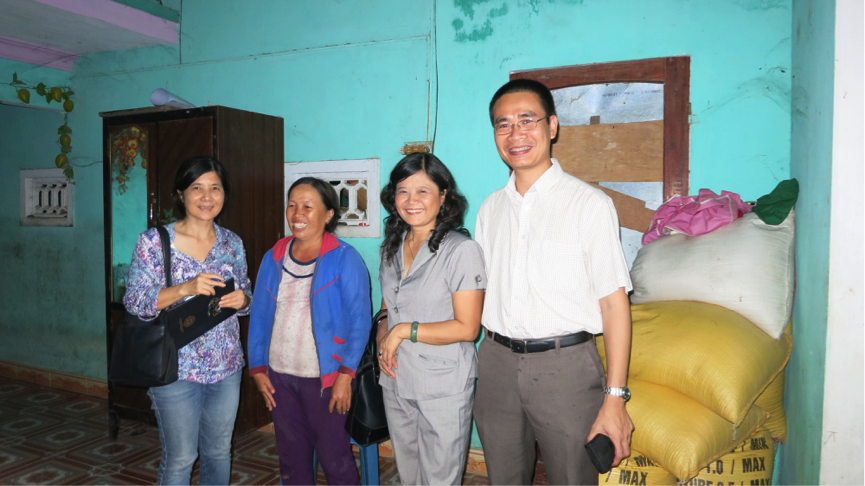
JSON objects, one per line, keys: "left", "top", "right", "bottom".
{"left": 248, "top": 177, "right": 371, "bottom": 485}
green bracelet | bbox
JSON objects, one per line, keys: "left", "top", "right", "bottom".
{"left": 410, "top": 321, "right": 419, "bottom": 343}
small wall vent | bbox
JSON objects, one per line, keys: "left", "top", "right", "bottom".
{"left": 284, "top": 159, "right": 380, "bottom": 238}
{"left": 20, "top": 169, "right": 74, "bottom": 227}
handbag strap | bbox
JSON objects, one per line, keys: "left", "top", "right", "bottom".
{"left": 155, "top": 226, "right": 173, "bottom": 288}
{"left": 368, "top": 312, "right": 388, "bottom": 355}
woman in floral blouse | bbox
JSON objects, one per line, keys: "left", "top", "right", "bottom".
{"left": 123, "top": 156, "right": 251, "bottom": 485}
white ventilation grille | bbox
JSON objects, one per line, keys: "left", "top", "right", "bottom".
{"left": 329, "top": 178, "right": 370, "bottom": 225}
{"left": 20, "top": 169, "right": 74, "bottom": 227}
{"left": 284, "top": 159, "right": 380, "bottom": 238}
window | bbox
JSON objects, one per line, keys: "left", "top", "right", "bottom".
{"left": 284, "top": 159, "right": 380, "bottom": 238}
{"left": 512, "top": 56, "right": 690, "bottom": 267}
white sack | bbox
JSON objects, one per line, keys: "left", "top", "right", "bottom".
{"left": 630, "top": 212, "right": 794, "bottom": 339}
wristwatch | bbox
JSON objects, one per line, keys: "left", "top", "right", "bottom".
{"left": 604, "top": 386, "right": 631, "bottom": 402}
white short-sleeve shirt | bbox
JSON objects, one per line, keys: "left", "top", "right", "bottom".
{"left": 475, "top": 158, "right": 632, "bottom": 339}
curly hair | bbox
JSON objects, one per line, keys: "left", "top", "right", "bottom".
{"left": 380, "top": 153, "right": 470, "bottom": 266}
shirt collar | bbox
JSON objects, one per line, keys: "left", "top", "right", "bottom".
{"left": 504, "top": 158, "right": 564, "bottom": 199}
{"left": 398, "top": 231, "right": 434, "bottom": 280}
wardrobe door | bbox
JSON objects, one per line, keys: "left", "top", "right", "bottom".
{"left": 105, "top": 107, "right": 283, "bottom": 440}
{"left": 104, "top": 120, "right": 159, "bottom": 435}
{"left": 212, "top": 107, "right": 283, "bottom": 437}
{"left": 154, "top": 108, "right": 283, "bottom": 437}
{"left": 149, "top": 117, "right": 214, "bottom": 226}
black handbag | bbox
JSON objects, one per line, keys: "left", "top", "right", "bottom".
{"left": 109, "top": 226, "right": 178, "bottom": 388}
{"left": 344, "top": 314, "right": 390, "bottom": 445}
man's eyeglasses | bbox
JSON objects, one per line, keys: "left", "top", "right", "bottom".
{"left": 493, "top": 116, "right": 549, "bottom": 135}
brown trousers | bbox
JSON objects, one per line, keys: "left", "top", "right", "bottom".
{"left": 474, "top": 336, "right": 606, "bottom": 485}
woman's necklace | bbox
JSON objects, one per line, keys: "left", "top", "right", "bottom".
{"left": 405, "top": 236, "right": 419, "bottom": 262}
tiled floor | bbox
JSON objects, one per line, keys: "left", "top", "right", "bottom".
{"left": 0, "top": 376, "right": 548, "bottom": 485}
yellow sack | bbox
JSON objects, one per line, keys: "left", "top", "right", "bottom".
{"left": 754, "top": 323, "right": 791, "bottom": 443}
{"left": 679, "top": 428, "right": 775, "bottom": 485}
{"left": 628, "top": 380, "right": 768, "bottom": 481}
{"left": 754, "top": 368, "right": 787, "bottom": 443}
{"left": 596, "top": 301, "right": 791, "bottom": 425}
{"left": 600, "top": 451, "right": 678, "bottom": 485}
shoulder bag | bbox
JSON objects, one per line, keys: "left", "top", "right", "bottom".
{"left": 109, "top": 226, "right": 241, "bottom": 388}
{"left": 109, "top": 226, "right": 178, "bottom": 388}
{"left": 344, "top": 312, "right": 390, "bottom": 445}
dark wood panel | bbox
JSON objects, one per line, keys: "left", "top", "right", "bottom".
{"left": 153, "top": 118, "right": 214, "bottom": 226}
{"left": 212, "top": 106, "right": 284, "bottom": 437}
{"left": 102, "top": 106, "right": 285, "bottom": 440}
{"left": 663, "top": 56, "right": 691, "bottom": 201}
{"left": 213, "top": 106, "right": 285, "bottom": 283}
{"left": 511, "top": 57, "right": 667, "bottom": 88}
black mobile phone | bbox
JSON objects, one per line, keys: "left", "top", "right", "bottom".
{"left": 585, "top": 433, "right": 616, "bottom": 473}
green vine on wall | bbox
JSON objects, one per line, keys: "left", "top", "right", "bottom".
{"left": 3, "top": 72, "right": 76, "bottom": 181}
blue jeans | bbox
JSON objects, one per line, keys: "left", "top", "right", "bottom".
{"left": 148, "top": 371, "right": 241, "bottom": 485}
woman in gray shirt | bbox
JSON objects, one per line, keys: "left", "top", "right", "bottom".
{"left": 376, "top": 153, "right": 486, "bottom": 485}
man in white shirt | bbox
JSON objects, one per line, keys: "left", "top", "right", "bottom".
{"left": 474, "top": 79, "right": 634, "bottom": 485}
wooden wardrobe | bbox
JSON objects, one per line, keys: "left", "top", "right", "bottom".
{"left": 101, "top": 105, "right": 283, "bottom": 440}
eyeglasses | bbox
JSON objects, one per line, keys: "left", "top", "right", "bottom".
{"left": 493, "top": 115, "right": 549, "bottom": 135}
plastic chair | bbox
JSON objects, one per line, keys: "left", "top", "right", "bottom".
{"left": 312, "top": 437, "right": 380, "bottom": 485}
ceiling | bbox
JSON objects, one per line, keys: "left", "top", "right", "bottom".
{"left": 0, "top": 0, "right": 178, "bottom": 71}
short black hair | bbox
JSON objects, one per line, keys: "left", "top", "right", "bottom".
{"left": 380, "top": 153, "right": 470, "bottom": 265}
{"left": 173, "top": 156, "right": 231, "bottom": 220}
{"left": 288, "top": 177, "right": 341, "bottom": 234}
{"left": 489, "top": 78, "right": 557, "bottom": 124}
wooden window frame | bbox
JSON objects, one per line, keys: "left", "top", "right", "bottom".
{"left": 511, "top": 56, "right": 690, "bottom": 201}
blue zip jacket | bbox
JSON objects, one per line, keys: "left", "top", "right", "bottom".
{"left": 248, "top": 232, "right": 372, "bottom": 388}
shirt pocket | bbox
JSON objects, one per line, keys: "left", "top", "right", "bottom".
{"left": 403, "top": 351, "right": 464, "bottom": 399}
{"left": 418, "top": 354, "right": 457, "bottom": 370}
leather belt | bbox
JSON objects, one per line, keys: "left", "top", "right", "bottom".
{"left": 485, "top": 329, "right": 593, "bottom": 354}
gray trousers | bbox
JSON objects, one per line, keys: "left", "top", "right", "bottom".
{"left": 383, "top": 385, "right": 474, "bottom": 485}
{"left": 474, "top": 336, "right": 606, "bottom": 485}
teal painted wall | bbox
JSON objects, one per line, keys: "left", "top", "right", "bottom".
{"left": 433, "top": 0, "right": 792, "bottom": 219}
{"left": 430, "top": 0, "right": 792, "bottom": 450}
{"left": 1, "top": 0, "right": 433, "bottom": 378}
{"left": 0, "top": 62, "right": 105, "bottom": 378}
{"left": 70, "top": 8, "right": 433, "bottom": 309}
{"left": 1, "top": 0, "right": 794, "bottom": 451}
{"left": 779, "top": 0, "right": 836, "bottom": 483}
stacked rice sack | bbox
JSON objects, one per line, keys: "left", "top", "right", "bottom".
{"left": 679, "top": 428, "right": 776, "bottom": 486}
{"left": 597, "top": 212, "right": 794, "bottom": 483}
{"left": 599, "top": 450, "right": 677, "bottom": 486}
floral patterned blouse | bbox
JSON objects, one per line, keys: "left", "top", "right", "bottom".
{"left": 123, "top": 222, "right": 252, "bottom": 384}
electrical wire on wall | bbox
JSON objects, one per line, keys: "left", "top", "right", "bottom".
{"left": 428, "top": 0, "right": 439, "bottom": 152}
{"left": 177, "top": 0, "right": 183, "bottom": 65}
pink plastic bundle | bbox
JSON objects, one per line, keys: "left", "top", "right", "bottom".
{"left": 642, "top": 189, "right": 752, "bottom": 245}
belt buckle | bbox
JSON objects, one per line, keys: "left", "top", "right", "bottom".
{"left": 510, "top": 340, "right": 528, "bottom": 354}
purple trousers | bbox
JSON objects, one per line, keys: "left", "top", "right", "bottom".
{"left": 269, "top": 369, "right": 359, "bottom": 485}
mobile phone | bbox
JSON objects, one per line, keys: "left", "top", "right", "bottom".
{"left": 585, "top": 433, "right": 615, "bottom": 473}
